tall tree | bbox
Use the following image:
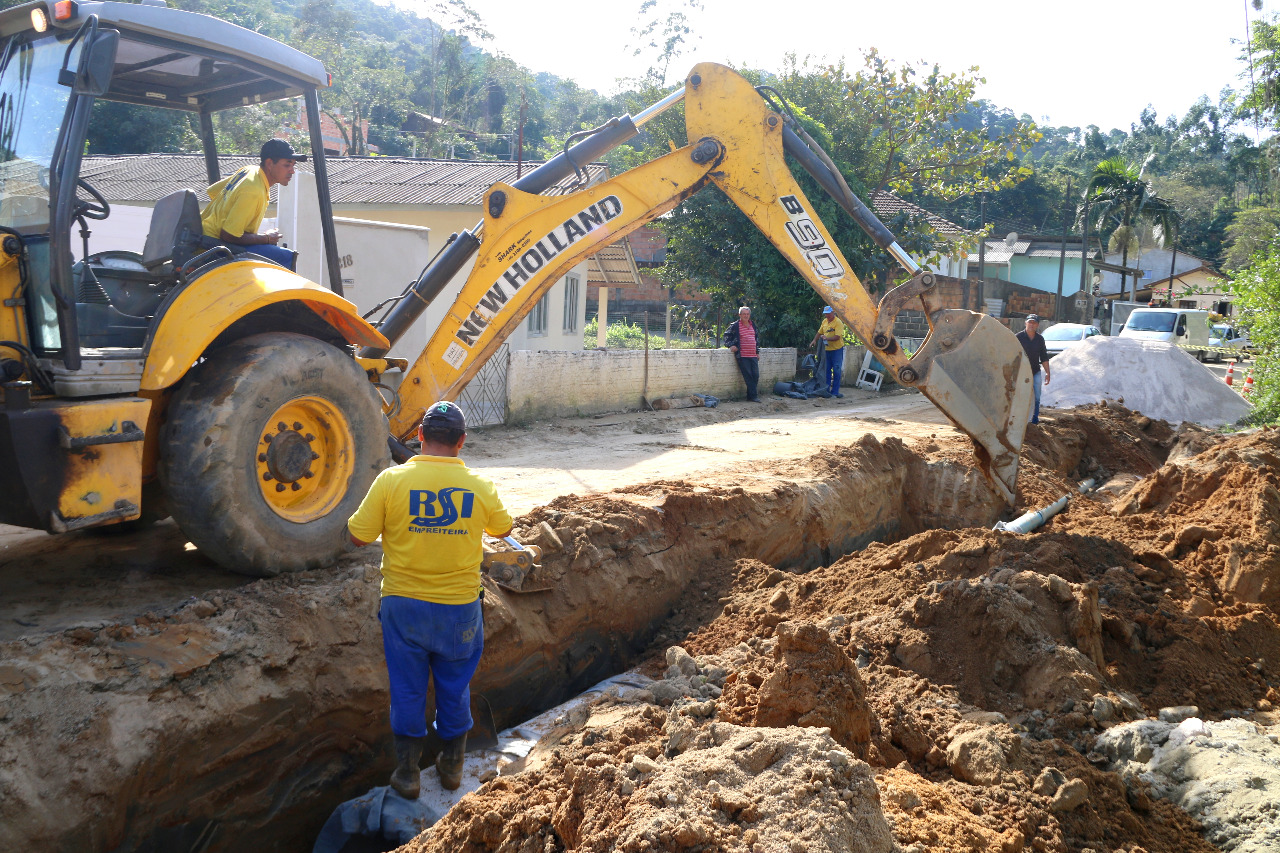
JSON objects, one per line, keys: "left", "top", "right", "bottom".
{"left": 1086, "top": 156, "right": 1179, "bottom": 298}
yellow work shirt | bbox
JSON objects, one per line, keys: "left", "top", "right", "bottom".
{"left": 818, "top": 316, "right": 846, "bottom": 351}
{"left": 201, "top": 165, "right": 269, "bottom": 239}
{"left": 347, "top": 455, "right": 514, "bottom": 604}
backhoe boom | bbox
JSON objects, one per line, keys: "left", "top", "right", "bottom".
{"left": 393, "top": 63, "right": 1033, "bottom": 503}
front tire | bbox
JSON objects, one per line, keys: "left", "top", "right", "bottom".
{"left": 159, "top": 333, "right": 390, "bottom": 576}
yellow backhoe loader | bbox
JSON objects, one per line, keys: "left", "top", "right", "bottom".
{"left": 0, "top": 0, "right": 1030, "bottom": 577}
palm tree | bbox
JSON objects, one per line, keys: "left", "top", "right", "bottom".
{"left": 1086, "top": 156, "right": 1180, "bottom": 300}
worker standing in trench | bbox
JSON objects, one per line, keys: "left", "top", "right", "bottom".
{"left": 347, "top": 401, "right": 513, "bottom": 798}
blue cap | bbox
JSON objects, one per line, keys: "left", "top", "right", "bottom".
{"left": 421, "top": 400, "right": 466, "bottom": 432}
{"left": 823, "top": 306, "right": 834, "bottom": 314}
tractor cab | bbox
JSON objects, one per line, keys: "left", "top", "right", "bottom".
{"left": 0, "top": 0, "right": 344, "bottom": 389}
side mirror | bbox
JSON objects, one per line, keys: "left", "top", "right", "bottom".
{"left": 1176, "top": 320, "right": 1186, "bottom": 336}
{"left": 58, "top": 17, "right": 118, "bottom": 96}
{"left": 74, "top": 29, "right": 118, "bottom": 96}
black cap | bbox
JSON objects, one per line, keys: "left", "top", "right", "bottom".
{"left": 260, "top": 138, "right": 307, "bottom": 162}
{"left": 421, "top": 400, "right": 466, "bottom": 432}
{"left": 1025, "top": 314, "right": 1040, "bottom": 324}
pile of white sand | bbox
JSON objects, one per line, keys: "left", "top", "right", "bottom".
{"left": 1041, "top": 337, "right": 1251, "bottom": 427}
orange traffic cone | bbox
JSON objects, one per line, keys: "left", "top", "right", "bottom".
{"left": 1244, "top": 370, "right": 1255, "bottom": 398}
{"left": 1225, "top": 362, "right": 1235, "bottom": 387}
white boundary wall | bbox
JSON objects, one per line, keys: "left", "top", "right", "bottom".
{"left": 506, "top": 347, "right": 797, "bottom": 423}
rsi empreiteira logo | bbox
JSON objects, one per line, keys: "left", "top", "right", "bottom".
{"left": 407, "top": 487, "right": 474, "bottom": 529}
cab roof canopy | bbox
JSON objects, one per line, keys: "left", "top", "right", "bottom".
{"left": 0, "top": 0, "right": 328, "bottom": 113}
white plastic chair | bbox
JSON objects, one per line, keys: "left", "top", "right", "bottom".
{"left": 855, "top": 350, "right": 883, "bottom": 392}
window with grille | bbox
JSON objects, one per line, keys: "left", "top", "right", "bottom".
{"left": 563, "top": 275, "right": 580, "bottom": 333}
{"left": 528, "top": 292, "right": 549, "bottom": 336}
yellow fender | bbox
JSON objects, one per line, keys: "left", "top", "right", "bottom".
{"left": 141, "top": 260, "right": 388, "bottom": 392}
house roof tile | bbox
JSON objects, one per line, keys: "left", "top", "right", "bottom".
{"left": 80, "top": 154, "right": 610, "bottom": 206}
{"left": 870, "top": 190, "right": 971, "bottom": 238}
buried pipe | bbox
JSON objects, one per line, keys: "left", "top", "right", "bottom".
{"left": 993, "top": 478, "right": 1097, "bottom": 534}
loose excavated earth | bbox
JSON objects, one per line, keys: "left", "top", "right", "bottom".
{"left": 392, "top": 407, "right": 1280, "bottom": 853}
{"left": 2, "top": 404, "right": 1279, "bottom": 853}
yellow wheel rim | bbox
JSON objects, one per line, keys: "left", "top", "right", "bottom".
{"left": 256, "top": 395, "right": 354, "bottom": 523}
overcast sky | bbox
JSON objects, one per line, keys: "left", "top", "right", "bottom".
{"left": 431, "top": 0, "right": 1260, "bottom": 136}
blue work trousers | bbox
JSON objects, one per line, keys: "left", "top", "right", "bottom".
{"left": 1031, "top": 370, "right": 1043, "bottom": 423}
{"left": 379, "top": 595, "right": 483, "bottom": 740}
{"left": 824, "top": 347, "right": 845, "bottom": 394}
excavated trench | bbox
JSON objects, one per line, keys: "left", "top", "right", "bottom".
{"left": 0, "top": 435, "right": 1009, "bottom": 852}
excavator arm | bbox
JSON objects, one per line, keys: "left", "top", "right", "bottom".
{"left": 387, "top": 143, "right": 722, "bottom": 435}
{"left": 377, "top": 62, "right": 1033, "bottom": 503}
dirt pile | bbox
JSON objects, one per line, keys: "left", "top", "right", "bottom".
{"left": 0, "top": 428, "right": 1003, "bottom": 852}
{"left": 397, "top": 406, "right": 1279, "bottom": 853}
{"left": 1096, "top": 713, "right": 1280, "bottom": 852}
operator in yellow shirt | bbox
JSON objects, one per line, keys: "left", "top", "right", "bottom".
{"left": 199, "top": 138, "right": 302, "bottom": 270}
{"left": 809, "top": 305, "right": 847, "bottom": 398}
{"left": 348, "top": 401, "right": 513, "bottom": 798}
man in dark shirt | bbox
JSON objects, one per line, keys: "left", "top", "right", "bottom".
{"left": 1016, "top": 314, "right": 1051, "bottom": 424}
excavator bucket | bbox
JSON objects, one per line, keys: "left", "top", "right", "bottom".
{"left": 907, "top": 310, "right": 1034, "bottom": 505}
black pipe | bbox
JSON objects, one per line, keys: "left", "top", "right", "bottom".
{"left": 358, "top": 229, "right": 480, "bottom": 358}
{"left": 781, "top": 125, "right": 896, "bottom": 252}
{"left": 358, "top": 115, "right": 640, "bottom": 358}
{"left": 306, "top": 89, "right": 344, "bottom": 297}
{"left": 198, "top": 112, "right": 219, "bottom": 184}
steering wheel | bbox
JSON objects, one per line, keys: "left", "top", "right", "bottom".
{"left": 73, "top": 178, "right": 110, "bottom": 221}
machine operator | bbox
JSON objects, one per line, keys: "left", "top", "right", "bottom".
{"left": 199, "top": 138, "right": 302, "bottom": 270}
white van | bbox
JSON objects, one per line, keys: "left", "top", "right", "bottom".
{"left": 1119, "top": 308, "right": 1211, "bottom": 361}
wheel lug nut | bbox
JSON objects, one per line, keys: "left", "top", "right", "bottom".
{"left": 293, "top": 422, "right": 303, "bottom": 431}
{"left": 311, "top": 452, "right": 319, "bottom": 460}
{"left": 277, "top": 422, "right": 287, "bottom": 432}
{"left": 275, "top": 483, "right": 286, "bottom": 492}
{"left": 305, "top": 433, "right": 316, "bottom": 442}
{"left": 291, "top": 481, "right": 301, "bottom": 491}
{"left": 263, "top": 472, "right": 273, "bottom": 481}
{"left": 263, "top": 434, "right": 272, "bottom": 443}
{"left": 303, "top": 470, "right": 313, "bottom": 479}
{"left": 258, "top": 453, "right": 267, "bottom": 462}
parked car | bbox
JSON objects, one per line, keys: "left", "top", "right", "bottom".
{"left": 1208, "top": 324, "right": 1251, "bottom": 362}
{"left": 1041, "top": 322, "right": 1104, "bottom": 358}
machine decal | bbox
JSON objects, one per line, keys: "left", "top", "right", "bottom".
{"left": 454, "top": 195, "right": 624, "bottom": 348}
{"left": 442, "top": 341, "right": 468, "bottom": 369}
{"left": 779, "top": 195, "right": 845, "bottom": 283}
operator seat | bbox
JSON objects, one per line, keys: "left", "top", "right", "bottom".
{"left": 141, "top": 189, "right": 203, "bottom": 274}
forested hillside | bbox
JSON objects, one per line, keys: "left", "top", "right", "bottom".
{"left": 11, "top": 0, "right": 1278, "bottom": 351}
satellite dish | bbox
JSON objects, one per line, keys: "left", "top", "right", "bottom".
{"left": 1004, "top": 231, "right": 1019, "bottom": 246}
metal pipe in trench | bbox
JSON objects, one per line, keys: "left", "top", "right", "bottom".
{"left": 993, "top": 478, "right": 1096, "bottom": 534}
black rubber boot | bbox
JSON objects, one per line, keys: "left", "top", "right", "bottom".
{"left": 435, "top": 732, "right": 467, "bottom": 791}
{"left": 422, "top": 724, "right": 446, "bottom": 769}
{"left": 389, "top": 735, "right": 426, "bottom": 800}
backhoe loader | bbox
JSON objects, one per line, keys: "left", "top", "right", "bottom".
{"left": 0, "top": 0, "right": 1031, "bottom": 577}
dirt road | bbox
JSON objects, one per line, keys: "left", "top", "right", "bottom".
{"left": 0, "top": 389, "right": 949, "bottom": 643}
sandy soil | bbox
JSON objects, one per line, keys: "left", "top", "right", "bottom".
{"left": 400, "top": 405, "right": 1280, "bottom": 853}
{"left": 0, "top": 389, "right": 944, "bottom": 641}
{"left": 4, "top": 391, "right": 1279, "bottom": 853}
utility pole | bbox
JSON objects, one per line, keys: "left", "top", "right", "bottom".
{"left": 1078, "top": 191, "right": 1091, "bottom": 324}
{"left": 1055, "top": 176, "right": 1073, "bottom": 321}
{"left": 977, "top": 192, "right": 987, "bottom": 285}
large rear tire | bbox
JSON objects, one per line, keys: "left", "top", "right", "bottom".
{"left": 159, "top": 333, "right": 390, "bottom": 576}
